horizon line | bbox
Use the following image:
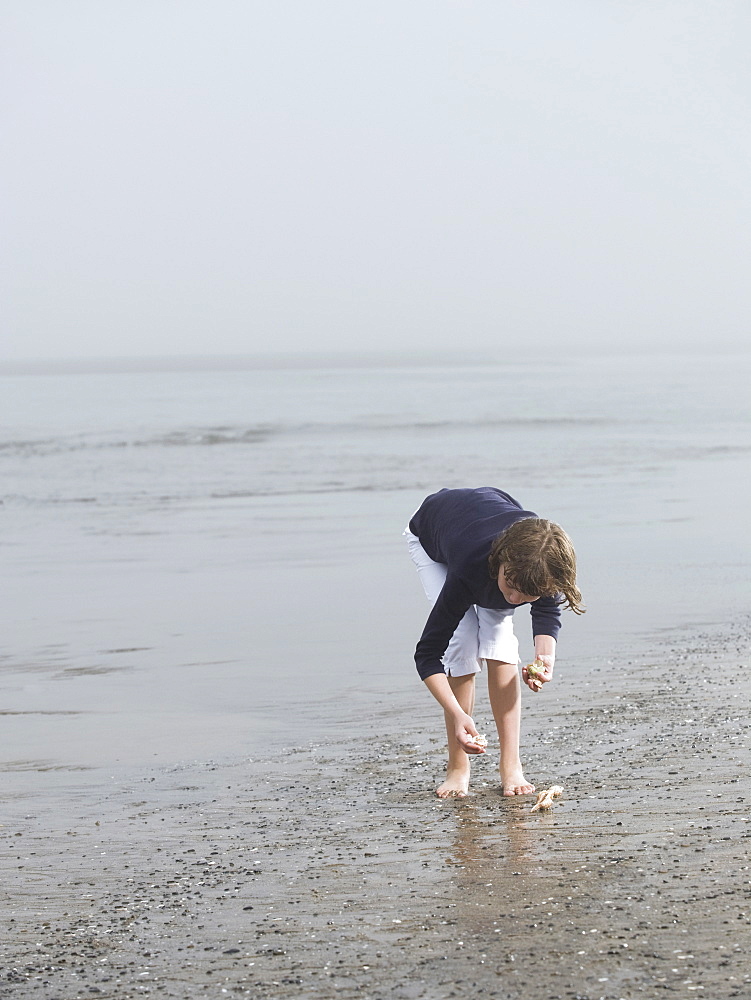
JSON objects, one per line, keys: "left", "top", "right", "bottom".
{"left": 1, "top": 347, "right": 749, "bottom": 376}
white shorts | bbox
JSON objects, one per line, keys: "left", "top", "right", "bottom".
{"left": 404, "top": 526, "right": 519, "bottom": 677}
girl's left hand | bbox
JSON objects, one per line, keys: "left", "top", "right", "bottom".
{"left": 522, "top": 654, "right": 554, "bottom": 691}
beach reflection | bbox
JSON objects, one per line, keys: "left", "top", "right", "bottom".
{"left": 444, "top": 798, "right": 562, "bottom": 932}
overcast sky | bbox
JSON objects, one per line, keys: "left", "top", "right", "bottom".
{"left": 2, "top": 1, "right": 750, "bottom": 362}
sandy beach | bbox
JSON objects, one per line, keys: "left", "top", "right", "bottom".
{"left": 2, "top": 358, "right": 750, "bottom": 998}
{"left": 3, "top": 618, "right": 749, "bottom": 1000}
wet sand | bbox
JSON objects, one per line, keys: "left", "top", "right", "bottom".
{"left": 2, "top": 620, "right": 749, "bottom": 999}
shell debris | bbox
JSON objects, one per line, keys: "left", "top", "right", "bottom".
{"left": 531, "top": 785, "right": 564, "bottom": 812}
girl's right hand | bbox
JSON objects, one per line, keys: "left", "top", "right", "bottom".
{"left": 455, "top": 712, "right": 486, "bottom": 754}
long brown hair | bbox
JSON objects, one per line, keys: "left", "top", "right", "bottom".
{"left": 488, "top": 517, "right": 585, "bottom": 614}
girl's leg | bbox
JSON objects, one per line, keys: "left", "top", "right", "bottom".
{"left": 405, "top": 527, "right": 483, "bottom": 796}
{"left": 486, "top": 660, "right": 535, "bottom": 796}
{"left": 437, "top": 673, "right": 476, "bottom": 799}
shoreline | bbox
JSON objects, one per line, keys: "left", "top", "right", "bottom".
{"left": 2, "top": 618, "right": 749, "bottom": 999}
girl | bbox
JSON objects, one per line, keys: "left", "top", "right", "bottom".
{"left": 405, "top": 487, "right": 584, "bottom": 798}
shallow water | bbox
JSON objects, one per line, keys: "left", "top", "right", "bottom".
{"left": 1, "top": 353, "right": 750, "bottom": 776}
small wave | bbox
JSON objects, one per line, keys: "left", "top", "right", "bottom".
{"left": 135, "top": 426, "right": 277, "bottom": 448}
{"left": 0, "top": 415, "right": 619, "bottom": 458}
{"left": 2, "top": 482, "right": 426, "bottom": 511}
{"left": 208, "top": 482, "right": 433, "bottom": 499}
{"left": 0, "top": 437, "right": 62, "bottom": 455}
{"left": 0, "top": 710, "right": 86, "bottom": 716}
{"left": 2, "top": 494, "right": 102, "bottom": 505}
{"left": 366, "top": 416, "right": 614, "bottom": 430}
{"left": 0, "top": 759, "right": 94, "bottom": 772}
{"left": 288, "top": 415, "right": 616, "bottom": 436}
{"left": 0, "top": 425, "right": 279, "bottom": 457}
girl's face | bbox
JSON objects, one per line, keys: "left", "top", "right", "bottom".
{"left": 497, "top": 566, "right": 539, "bottom": 605}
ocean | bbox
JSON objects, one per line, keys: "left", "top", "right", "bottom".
{"left": 2, "top": 352, "right": 750, "bottom": 781}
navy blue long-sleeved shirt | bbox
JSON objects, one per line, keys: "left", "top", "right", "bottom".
{"left": 409, "top": 487, "right": 562, "bottom": 680}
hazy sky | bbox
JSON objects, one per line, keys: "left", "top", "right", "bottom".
{"left": 2, "top": 1, "right": 750, "bottom": 361}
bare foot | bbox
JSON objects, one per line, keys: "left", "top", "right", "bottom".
{"left": 436, "top": 767, "right": 471, "bottom": 798}
{"left": 500, "top": 763, "right": 535, "bottom": 796}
